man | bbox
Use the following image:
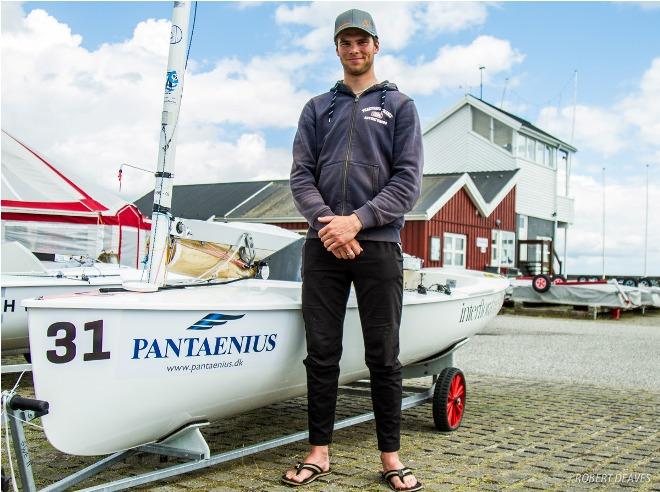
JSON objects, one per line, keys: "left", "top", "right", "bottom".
{"left": 284, "top": 8, "right": 423, "bottom": 491}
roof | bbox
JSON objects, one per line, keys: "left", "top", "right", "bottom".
{"left": 424, "top": 95, "right": 577, "bottom": 152}
{"left": 465, "top": 170, "right": 519, "bottom": 203}
{"left": 1, "top": 129, "right": 142, "bottom": 218}
{"left": 475, "top": 96, "right": 572, "bottom": 148}
{"left": 408, "top": 174, "right": 462, "bottom": 216}
{"left": 135, "top": 170, "right": 518, "bottom": 223}
{"left": 406, "top": 170, "right": 518, "bottom": 219}
{"left": 134, "top": 181, "right": 272, "bottom": 220}
{"left": 228, "top": 180, "right": 299, "bottom": 220}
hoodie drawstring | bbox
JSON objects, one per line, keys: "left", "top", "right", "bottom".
{"left": 328, "top": 82, "right": 388, "bottom": 123}
{"left": 328, "top": 81, "right": 340, "bottom": 123}
{"left": 380, "top": 85, "right": 387, "bottom": 113}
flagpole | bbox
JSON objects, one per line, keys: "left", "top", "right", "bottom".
{"left": 643, "top": 164, "right": 649, "bottom": 277}
{"left": 602, "top": 166, "right": 606, "bottom": 279}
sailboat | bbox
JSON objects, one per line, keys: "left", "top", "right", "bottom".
{"left": 2, "top": 219, "right": 301, "bottom": 354}
{"left": 23, "top": 2, "right": 508, "bottom": 457}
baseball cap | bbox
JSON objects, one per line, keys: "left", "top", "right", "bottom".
{"left": 334, "top": 9, "right": 378, "bottom": 41}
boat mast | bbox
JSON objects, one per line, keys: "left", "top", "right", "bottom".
{"left": 144, "top": 1, "right": 192, "bottom": 286}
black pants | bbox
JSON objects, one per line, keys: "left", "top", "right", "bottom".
{"left": 302, "top": 239, "right": 403, "bottom": 452}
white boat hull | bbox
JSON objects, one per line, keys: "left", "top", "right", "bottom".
{"left": 25, "top": 271, "right": 507, "bottom": 456}
{"left": 2, "top": 273, "right": 124, "bottom": 352}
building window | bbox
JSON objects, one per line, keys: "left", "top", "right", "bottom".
{"left": 518, "top": 133, "right": 556, "bottom": 168}
{"left": 472, "top": 108, "right": 491, "bottom": 141}
{"left": 443, "top": 233, "right": 466, "bottom": 268}
{"left": 473, "top": 108, "right": 513, "bottom": 153}
{"left": 526, "top": 137, "right": 535, "bottom": 161}
{"left": 491, "top": 230, "right": 516, "bottom": 267}
{"left": 493, "top": 119, "right": 513, "bottom": 152}
{"left": 516, "top": 134, "right": 526, "bottom": 158}
{"left": 430, "top": 236, "right": 441, "bottom": 262}
{"left": 536, "top": 141, "right": 545, "bottom": 165}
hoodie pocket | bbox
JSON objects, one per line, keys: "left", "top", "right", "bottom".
{"left": 317, "top": 161, "right": 344, "bottom": 213}
{"left": 347, "top": 161, "right": 379, "bottom": 211}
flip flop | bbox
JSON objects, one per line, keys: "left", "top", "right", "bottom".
{"left": 281, "top": 462, "right": 331, "bottom": 487}
{"left": 382, "top": 467, "right": 423, "bottom": 491}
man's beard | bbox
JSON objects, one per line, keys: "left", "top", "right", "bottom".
{"left": 342, "top": 57, "right": 373, "bottom": 76}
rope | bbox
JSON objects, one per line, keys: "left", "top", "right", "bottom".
{"left": 196, "top": 233, "right": 252, "bottom": 280}
{"left": 328, "top": 81, "right": 340, "bottom": 123}
{"left": 185, "top": 2, "right": 197, "bottom": 70}
{"left": 6, "top": 413, "right": 44, "bottom": 431}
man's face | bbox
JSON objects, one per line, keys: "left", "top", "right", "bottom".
{"left": 335, "top": 28, "right": 379, "bottom": 77}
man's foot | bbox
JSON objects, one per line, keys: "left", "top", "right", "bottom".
{"left": 282, "top": 446, "right": 330, "bottom": 485}
{"left": 381, "top": 452, "right": 422, "bottom": 491}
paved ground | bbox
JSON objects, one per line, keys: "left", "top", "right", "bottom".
{"left": 455, "top": 311, "right": 660, "bottom": 392}
{"left": 2, "top": 311, "right": 659, "bottom": 491}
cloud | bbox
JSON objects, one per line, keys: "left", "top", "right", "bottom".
{"left": 235, "top": 2, "right": 264, "bottom": 10}
{"left": 631, "top": 1, "right": 660, "bottom": 10}
{"left": 1, "top": 6, "right": 304, "bottom": 201}
{"left": 618, "top": 57, "right": 660, "bottom": 147}
{"left": 275, "top": 2, "right": 492, "bottom": 53}
{"left": 378, "top": 35, "right": 525, "bottom": 95}
{"left": 185, "top": 54, "right": 314, "bottom": 128}
{"left": 537, "top": 105, "right": 628, "bottom": 155}
{"left": 535, "top": 57, "right": 660, "bottom": 159}
{"left": 1, "top": 9, "right": 170, "bottom": 145}
{"left": 175, "top": 131, "right": 291, "bottom": 185}
{"left": 420, "top": 2, "right": 489, "bottom": 33}
{"left": 563, "top": 173, "right": 659, "bottom": 275}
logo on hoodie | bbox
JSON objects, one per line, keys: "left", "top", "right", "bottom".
{"left": 362, "top": 107, "right": 392, "bottom": 126}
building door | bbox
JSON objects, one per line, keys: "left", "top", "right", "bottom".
{"left": 517, "top": 215, "right": 528, "bottom": 261}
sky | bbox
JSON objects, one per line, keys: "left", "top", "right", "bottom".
{"left": 1, "top": 1, "right": 659, "bottom": 276}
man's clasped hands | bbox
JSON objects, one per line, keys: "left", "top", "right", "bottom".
{"left": 317, "top": 213, "right": 364, "bottom": 260}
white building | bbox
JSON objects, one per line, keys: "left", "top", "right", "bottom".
{"left": 423, "top": 95, "right": 577, "bottom": 274}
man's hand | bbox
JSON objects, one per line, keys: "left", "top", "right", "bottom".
{"left": 330, "top": 239, "right": 363, "bottom": 260}
{"left": 318, "top": 214, "right": 363, "bottom": 252}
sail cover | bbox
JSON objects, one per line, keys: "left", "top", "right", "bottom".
{"left": 1, "top": 129, "right": 150, "bottom": 267}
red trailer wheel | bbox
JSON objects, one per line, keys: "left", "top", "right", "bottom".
{"left": 551, "top": 274, "right": 566, "bottom": 285}
{"left": 433, "top": 368, "right": 466, "bottom": 431}
{"left": 532, "top": 274, "right": 551, "bottom": 293}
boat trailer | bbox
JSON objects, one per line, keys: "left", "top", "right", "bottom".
{"left": 2, "top": 340, "right": 469, "bottom": 492}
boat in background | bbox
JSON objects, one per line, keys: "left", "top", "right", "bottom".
{"left": 2, "top": 242, "right": 132, "bottom": 352}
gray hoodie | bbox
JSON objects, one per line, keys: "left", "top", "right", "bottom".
{"left": 290, "top": 81, "right": 423, "bottom": 242}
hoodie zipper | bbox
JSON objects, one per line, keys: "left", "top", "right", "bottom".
{"left": 340, "top": 95, "right": 360, "bottom": 216}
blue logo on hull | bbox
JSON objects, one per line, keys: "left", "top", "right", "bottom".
{"left": 188, "top": 313, "right": 245, "bottom": 330}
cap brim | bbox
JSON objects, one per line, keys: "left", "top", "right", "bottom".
{"left": 334, "top": 26, "right": 377, "bottom": 40}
